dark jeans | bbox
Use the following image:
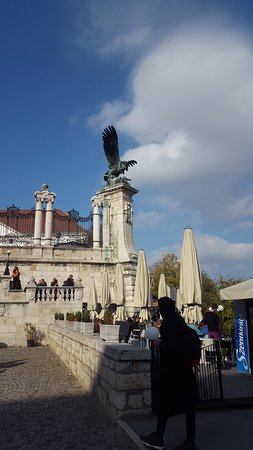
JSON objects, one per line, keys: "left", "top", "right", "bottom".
{"left": 156, "top": 407, "right": 196, "bottom": 444}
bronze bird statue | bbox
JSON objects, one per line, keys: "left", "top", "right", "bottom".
{"left": 102, "top": 125, "right": 137, "bottom": 184}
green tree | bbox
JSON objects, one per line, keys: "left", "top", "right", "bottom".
{"left": 214, "top": 275, "right": 245, "bottom": 337}
{"left": 149, "top": 252, "right": 245, "bottom": 337}
{"left": 201, "top": 271, "right": 219, "bottom": 314}
{"left": 150, "top": 253, "right": 180, "bottom": 297}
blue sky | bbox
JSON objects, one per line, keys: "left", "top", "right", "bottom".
{"left": 1, "top": 0, "right": 253, "bottom": 279}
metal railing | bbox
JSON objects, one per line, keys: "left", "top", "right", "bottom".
{"left": 151, "top": 340, "right": 223, "bottom": 412}
{"left": 0, "top": 209, "right": 93, "bottom": 247}
{"left": 196, "top": 341, "right": 223, "bottom": 401}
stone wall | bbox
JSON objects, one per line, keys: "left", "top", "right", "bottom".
{"left": 48, "top": 325, "right": 152, "bottom": 421}
{"left": 0, "top": 279, "right": 85, "bottom": 347}
{"left": 0, "top": 246, "right": 137, "bottom": 307}
{"left": 0, "top": 242, "right": 138, "bottom": 346}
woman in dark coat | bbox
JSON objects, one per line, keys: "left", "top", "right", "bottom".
{"left": 140, "top": 297, "right": 198, "bottom": 450}
{"left": 12, "top": 266, "right": 22, "bottom": 290}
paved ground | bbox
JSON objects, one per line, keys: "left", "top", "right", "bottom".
{"left": 123, "top": 407, "right": 253, "bottom": 450}
{"left": 0, "top": 347, "right": 135, "bottom": 450}
{"left": 119, "top": 360, "right": 253, "bottom": 450}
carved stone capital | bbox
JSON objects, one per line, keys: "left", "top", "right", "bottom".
{"left": 91, "top": 196, "right": 101, "bottom": 208}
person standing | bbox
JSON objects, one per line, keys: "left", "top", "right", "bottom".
{"left": 63, "top": 274, "right": 74, "bottom": 286}
{"left": 63, "top": 274, "right": 74, "bottom": 300}
{"left": 11, "top": 266, "right": 22, "bottom": 290}
{"left": 202, "top": 303, "right": 221, "bottom": 340}
{"left": 50, "top": 278, "right": 58, "bottom": 300}
{"left": 140, "top": 297, "right": 199, "bottom": 450}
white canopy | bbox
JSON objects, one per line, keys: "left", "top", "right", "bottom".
{"left": 220, "top": 278, "right": 253, "bottom": 301}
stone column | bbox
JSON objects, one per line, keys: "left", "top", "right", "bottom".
{"left": 102, "top": 199, "right": 111, "bottom": 259}
{"left": 91, "top": 196, "right": 101, "bottom": 248}
{"left": 33, "top": 184, "right": 56, "bottom": 246}
{"left": 33, "top": 198, "right": 43, "bottom": 246}
{"left": 44, "top": 193, "right": 55, "bottom": 246}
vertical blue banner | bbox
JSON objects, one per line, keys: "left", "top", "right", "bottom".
{"left": 234, "top": 319, "right": 251, "bottom": 374}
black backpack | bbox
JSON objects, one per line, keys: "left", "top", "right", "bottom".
{"left": 183, "top": 325, "right": 201, "bottom": 366}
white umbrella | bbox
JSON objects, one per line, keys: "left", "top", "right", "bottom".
{"left": 176, "top": 288, "right": 183, "bottom": 312}
{"left": 114, "top": 264, "right": 127, "bottom": 321}
{"left": 99, "top": 271, "right": 110, "bottom": 320}
{"left": 134, "top": 249, "right": 150, "bottom": 323}
{"left": 179, "top": 227, "right": 202, "bottom": 324}
{"left": 158, "top": 273, "right": 171, "bottom": 299}
{"left": 87, "top": 277, "right": 98, "bottom": 321}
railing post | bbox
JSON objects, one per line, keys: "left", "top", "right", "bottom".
{"left": 215, "top": 340, "right": 224, "bottom": 400}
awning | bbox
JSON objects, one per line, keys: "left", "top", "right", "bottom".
{"left": 220, "top": 278, "right": 253, "bottom": 301}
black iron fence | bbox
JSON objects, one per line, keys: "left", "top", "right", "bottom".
{"left": 0, "top": 210, "right": 35, "bottom": 246}
{"left": 52, "top": 210, "right": 93, "bottom": 248}
{"left": 0, "top": 209, "right": 93, "bottom": 247}
{"left": 196, "top": 341, "right": 223, "bottom": 401}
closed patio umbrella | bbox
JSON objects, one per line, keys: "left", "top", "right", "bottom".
{"left": 114, "top": 264, "right": 127, "bottom": 321}
{"left": 87, "top": 277, "right": 98, "bottom": 321}
{"left": 99, "top": 271, "right": 110, "bottom": 320}
{"left": 158, "top": 273, "right": 171, "bottom": 299}
{"left": 176, "top": 288, "right": 183, "bottom": 312}
{"left": 134, "top": 249, "right": 150, "bottom": 322}
{"left": 179, "top": 227, "right": 202, "bottom": 324}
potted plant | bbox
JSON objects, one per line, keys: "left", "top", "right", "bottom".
{"left": 56, "top": 312, "right": 65, "bottom": 328}
{"left": 80, "top": 309, "right": 94, "bottom": 335}
{"left": 24, "top": 322, "right": 36, "bottom": 347}
{"left": 99, "top": 309, "right": 120, "bottom": 342}
{"left": 74, "top": 310, "right": 82, "bottom": 332}
{"left": 54, "top": 312, "right": 59, "bottom": 326}
{"left": 66, "top": 312, "right": 78, "bottom": 331}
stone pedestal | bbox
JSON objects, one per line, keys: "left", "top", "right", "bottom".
{"left": 96, "top": 182, "right": 138, "bottom": 262}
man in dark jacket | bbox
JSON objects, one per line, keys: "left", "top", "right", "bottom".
{"left": 140, "top": 297, "right": 198, "bottom": 450}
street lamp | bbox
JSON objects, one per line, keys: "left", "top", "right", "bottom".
{"left": 3, "top": 250, "right": 10, "bottom": 276}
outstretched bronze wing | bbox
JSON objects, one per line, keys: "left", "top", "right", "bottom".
{"left": 102, "top": 125, "right": 120, "bottom": 166}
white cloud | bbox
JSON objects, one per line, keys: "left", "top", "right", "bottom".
{"left": 82, "top": 13, "right": 253, "bottom": 278}
{"left": 111, "top": 25, "right": 253, "bottom": 223}
{"left": 135, "top": 210, "right": 166, "bottom": 229}
{"left": 196, "top": 234, "right": 253, "bottom": 277}
{"left": 86, "top": 100, "right": 129, "bottom": 131}
{"left": 98, "top": 26, "right": 153, "bottom": 58}
{"left": 228, "top": 221, "right": 253, "bottom": 232}
{"left": 226, "top": 194, "right": 253, "bottom": 219}
{"left": 147, "top": 233, "right": 253, "bottom": 278}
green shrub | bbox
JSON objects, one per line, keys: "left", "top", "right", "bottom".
{"left": 69, "top": 312, "right": 76, "bottom": 321}
{"left": 103, "top": 309, "right": 113, "bottom": 325}
{"left": 76, "top": 311, "right": 82, "bottom": 322}
{"left": 24, "top": 323, "right": 36, "bottom": 339}
{"left": 82, "top": 309, "right": 91, "bottom": 322}
{"left": 55, "top": 312, "right": 59, "bottom": 320}
{"left": 59, "top": 313, "right": 64, "bottom": 320}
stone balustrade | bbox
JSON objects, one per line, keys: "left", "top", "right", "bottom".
{"left": 48, "top": 325, "right": 152, "bottom": 421}
{"left": 24, "top": 285, "right": 84, "bottom": 302}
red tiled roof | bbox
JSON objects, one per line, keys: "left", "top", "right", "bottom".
{"left": 0, "top": 209, "right": 88, "bottom": 234}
